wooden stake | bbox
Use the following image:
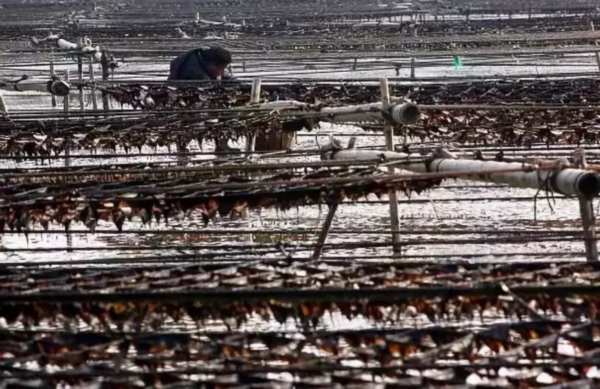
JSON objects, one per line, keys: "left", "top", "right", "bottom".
{"left": 64, "top": 70, "right": 73, "bottom": 253}
{"left": 246, "top": 78, "right": 261, "bottom": 156}
{"left": 50, "top": 57, "right": 56, "bottom": 108}
{"left": 100, "top": 51, "right": 110, "bottom": 115}
{"left": 380, "top": 77, "right": 401, "bottom": 254}
{"left": 591, "top": 22, "right": 600, "bottom": 72}
{"left": 574, "top": 149, "right": 598, "bottom": 261}
{"left": 89, "top": 58, "right": 98, "bottom": 111}
{"left": 0, "top": 93, "right": 7, "bottom": 116}
{"left": 242, "top": 78, "right": 262, "bottom": 245}
{"left": 63, "top": 70, "right": 70, "bottom": 115}
{"left": 78, "top": 54, "right": 84, "bottom": 111}
{"left": 312, "top": 202, "right": 338, "bottom": 260}
{"left": 579, "top": 198, "right": 598, "bottom": 261}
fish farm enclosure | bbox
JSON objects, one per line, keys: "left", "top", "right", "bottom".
{"left": 4, "top": 0, "right": 600, "bottom": 388}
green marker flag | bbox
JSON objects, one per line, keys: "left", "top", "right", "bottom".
{"left": 453, "top": 55, "right": 463, "bottom": 69}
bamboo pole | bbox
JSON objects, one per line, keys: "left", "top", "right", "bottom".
{"left": 380, "top": 78, "right": 401, "bottom": 254}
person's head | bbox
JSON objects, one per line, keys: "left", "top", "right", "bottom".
{"left": 201, "top": 46, "right": 232, "bottom": 79}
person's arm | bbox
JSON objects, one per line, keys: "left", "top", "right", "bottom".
{"left": 168, "top": 55, "right": 183, "bottom": 80}
{"left": 221, "top": 73, "right": 242, "bottom": 85}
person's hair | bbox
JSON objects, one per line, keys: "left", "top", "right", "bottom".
{"left": 201, "top": 46, "right": 232, "bottom": 66}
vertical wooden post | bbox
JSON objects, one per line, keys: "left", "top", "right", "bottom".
{"left": 380, "top": 78, "right": 401, "bottom": 254}
{"left": 591, "top": 22, "right": 600, "bottom": 72}
{"left": 64, "top": 70, "right": 73, "bottom": 253}
{"left": 100, "top": 51, "right": 110, "bottom": 115}
{"left": 247, "top": 78, "right": 261, "bottom": 156}
{"left": 579, "top": 198, "right": 598, "bottom": 261}
{"left": 50, "top": 56, "right": 57, "bottom": 108}
{"left": 77, "top": 54, "right": 84, "bottom": 111}
{"left": 312, "top": 202, "right": 338, "bottom": 260}
{"left": 574, "top": 149, "right": 598, "bottom": 261}
{"left": 89, "top": 57, "right": 98, "bottom": 111}
{"left": 242, "top": 78, "right": 262, "bottom": 246}
{"left": 410, "top": 57, "right": 416, "bottom": 79}
{"left": 63, "top": 70, "right": 70, "bottom": 114}
{"left": 0, "top": 91, "right": 5, "bottom": 252}
{"left": 0, "top": 93, "right": 7, "bottom": 116}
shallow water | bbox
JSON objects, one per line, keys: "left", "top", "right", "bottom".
{"left": 0, "top": 60, "right": 594, "bottom": 265}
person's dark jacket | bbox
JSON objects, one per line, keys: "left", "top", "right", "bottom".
{"left": 168, "top": 49, "right": 211, "bottom": 81}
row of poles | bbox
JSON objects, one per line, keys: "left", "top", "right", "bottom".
{"left": 59, "top": 48, "right": 112, "bottom": 252}
{"left": 0, "top": 43, "right": 113, "bottom": 252}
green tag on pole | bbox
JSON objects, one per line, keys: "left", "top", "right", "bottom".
{"left": 453, "top": 55, "right": 463, "bottom": 69}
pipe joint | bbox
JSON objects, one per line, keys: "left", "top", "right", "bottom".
{"left": 389, "top": 102, "right": 420, "bottom": 125}
{"left": 47, "top": 80, "right": 70, "bottom": 96}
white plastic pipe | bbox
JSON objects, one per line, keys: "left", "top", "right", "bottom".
{"left": 326, "top": 149, "right": 422, "bottom": 162}
{"left": 257, "top": 100, "right": 309, "bottom": 110}
{"left": 255, "top": 100, "right": 420, "bottom": 125}
{"left": 414, "top": 158, "right": 600, "bottom": 198}
{"left": 57, "top": 38, "right": 78, "bottom": 50}
{"left": 319, "top": 102, "right": 419, "bottom": 125}
{"left": 0, "top": 78, "right": 70, "bottom": 96}
{"left": 328, "top": 148, "right": 600, "bottom": 198}
{"left": 52, "top": 37, "right": 102, "bottom": 60}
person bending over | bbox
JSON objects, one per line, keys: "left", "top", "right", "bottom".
{"left": 168, "top": 46, "right": 232, "bottom": 81}
{"left": 168, "top": 46, "right": 239, "bottom": 152}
